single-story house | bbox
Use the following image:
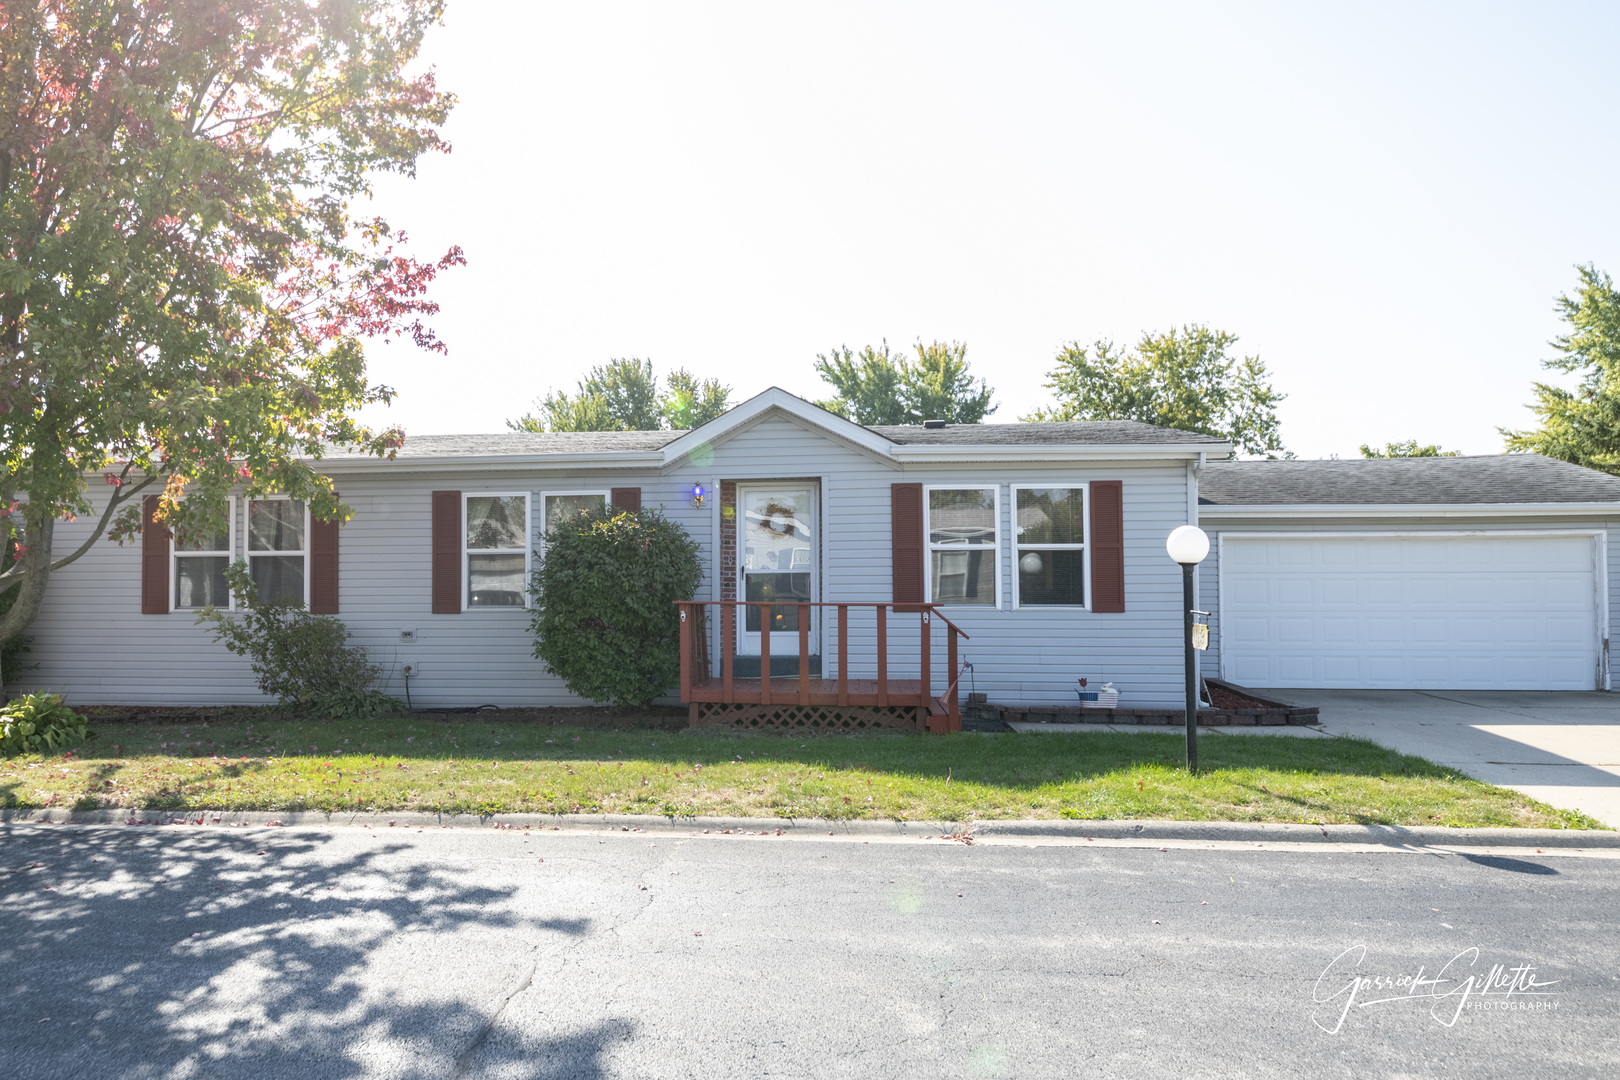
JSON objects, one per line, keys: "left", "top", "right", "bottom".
{"left": 14, "top": 388, "right": 1620, "bottom": 718}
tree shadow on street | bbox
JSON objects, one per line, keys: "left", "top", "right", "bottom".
{"left": 0, "top": 824, "right": 634, "bottom": 1078}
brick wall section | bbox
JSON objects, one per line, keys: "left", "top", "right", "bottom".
{"left": 719, "top": 480, "right": 737, "bottom": 601}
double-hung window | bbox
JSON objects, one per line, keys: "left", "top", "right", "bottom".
{"left": 172, "top": 499, "right": 233, "bottom": 610}
{"left": 1013, "top": 485, "right": 1087, "bottom": 607}
{"left": 466, "top": 493, "right": 529, "bottom": 607}
{"left": 924, "top": 486, "right": 998, "bottom": 605}
{"left": 541, "top": 491, "right": 608, "bottom": 539}
{"left": 248, "top": 498, "right": 307, "bottom": 606}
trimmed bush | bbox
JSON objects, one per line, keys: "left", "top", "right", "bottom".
{"left": 199, "top": 562, "right": 401, "bottom": 714}
{"left": 1, "top": 693, "right": 90, "bottom": 758}
{"left": 529, "top": 507, "right": 702, "bottom": 706}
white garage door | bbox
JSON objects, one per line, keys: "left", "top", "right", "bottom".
{"left": 1221, "top": 535, "right": 1601, "bottom": 690}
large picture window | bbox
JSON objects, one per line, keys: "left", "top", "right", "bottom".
{"left": 924, "top": 486, "right": 998, "bottom": 605}
{"left": 466, "top": 493, "right": 529, "bottom": 607}
{"left": 248, "top": 498, "right": 306, "bottom": 606}
{"left": 1013, "top": 485, "right": 1087, "bottom": 607}
{"left": 172, "top": 498, "right": 233, "bottom": 610}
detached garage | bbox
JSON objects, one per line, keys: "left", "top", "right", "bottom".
{"left": 1198, "top": 455, "right": 1620, "bottom": 692}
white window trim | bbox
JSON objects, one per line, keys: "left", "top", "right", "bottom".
{"left": 245, "top": 495, "right": 311, "bottom": 610}
{"left": 1010, "top": 482, "right": 1090, "bottom": 610}
{"left": 921, "top": 483, "right": 1002, "bottom": 609}
{"left": 463, "top": 491, "right": 532, "bottom": 610}
{"left": 538, "top": 489, "right": 611, "bottom": 549}
{"left": 169, "top": 495, "right": 237, "bottom": 613}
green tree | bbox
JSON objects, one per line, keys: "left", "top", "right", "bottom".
{"left": 662, "top": 368, "right": 733, "bottom": 429}
{"left": 1502, "top": 265, "right": 1620, "bottom": 475}
{"left": 507, "top": 358, "right": 732, "bottom": 432}
{"left": 1024, "top": 325, "right": 1286, "bottom": 456}
{"left": 814, "top": 339, "right": 996, "bottom": 425}
{"left": 0, "top": 0, "right": 459, "bottom": 699}
{"left": 1359, "top": 440, "right": 1460, "bottom": 458}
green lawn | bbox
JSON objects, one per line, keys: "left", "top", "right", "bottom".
{"left": 0, "top": 713, "right": 1606, "bottom": 829}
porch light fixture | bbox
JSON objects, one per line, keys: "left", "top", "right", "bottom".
{"left": 690, "top": 483, "right": 707, "bottom": 509}
{"left": 1166, "top": 525, "right": 1210, "bottom": 774}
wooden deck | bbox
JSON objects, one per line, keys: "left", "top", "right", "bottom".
{"left": 686, "top": 676, "right": 935, "bottom": 711}
{"left": 676, "top": 601, "right": 967, "bottom": 732}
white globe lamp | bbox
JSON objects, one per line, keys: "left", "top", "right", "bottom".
{"left": 1166, "top": 525, "right": 1209, "bottom": 566}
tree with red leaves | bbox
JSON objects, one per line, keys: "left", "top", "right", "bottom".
{"left": 0, "top": 0, "right": 462, "bottom": 693}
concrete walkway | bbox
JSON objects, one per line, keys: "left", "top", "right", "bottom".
{"left": 1251, "top": 689, "right": 1620, "bottom": 829}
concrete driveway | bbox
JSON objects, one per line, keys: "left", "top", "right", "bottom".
{"left": 1253, "top": 689, "right": 1620, "bottom": 829}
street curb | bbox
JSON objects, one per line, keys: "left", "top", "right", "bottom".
{"left": 2, "top": 808, "right": 1614, "bottom": 847}
{"left": 0, "top": 808, "right": 968, "bottom": 836}
{"left": 966, "top": 819, "right": 1620, "bottom": 848}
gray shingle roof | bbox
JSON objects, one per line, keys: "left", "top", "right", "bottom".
{"left": 868, "top": 420, "right": 1226, "bottom": 445}
{"left": 382, "top": 431, "right": 685, "bottom": 457}
{"left": 1199, "top": 454, "right": 1620, "bottom": 506}
{"left": 370, "top": 418, "right": 1224, "bottom": 458}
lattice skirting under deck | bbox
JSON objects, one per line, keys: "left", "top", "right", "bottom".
{"left": 689, "top": 701, "right": 927, "bottom": 732}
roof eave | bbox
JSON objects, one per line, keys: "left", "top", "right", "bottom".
{"left": 890, "top": 442, "right": 1232, "bottom": 462}
{"left": 318, "top": 450, "right": 668, "bottom": 472}
{"left": 1198, "top": 501, "right": 1620, "bottom": 519}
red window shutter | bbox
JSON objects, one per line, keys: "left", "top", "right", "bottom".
{"left": 309, "top": 498, "right": 340, "bottom": 614}
{"left": 611, "top": 487, "right": 641, "bottom": 514}
{"left": 141, "top": 494, "right": 171, "bottom": 614}
{"left": 891, "top": 483, "right": 924, "bottom": 608}
{"left": 1090, "top": 480, "right": 1125, "bottom": 613}
{"left": 431, "top": 490, "right": 461, "bottom": 614}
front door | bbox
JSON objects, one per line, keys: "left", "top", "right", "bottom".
{"left": 736, "top": 484, "right": 818, "bottom": 667}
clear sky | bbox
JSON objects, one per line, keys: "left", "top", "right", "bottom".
{"left": 358, "top": 1, "right": 1620, "bottom": 459}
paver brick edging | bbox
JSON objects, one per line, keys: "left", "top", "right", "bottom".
{"left": 3, "top": 808, "right": 1614, "bottom": 847}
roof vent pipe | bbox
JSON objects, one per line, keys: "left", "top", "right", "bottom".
{"left": 922, "top": 419, "right": 948, "bottom": 429}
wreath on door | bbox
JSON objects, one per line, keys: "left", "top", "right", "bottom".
{"left": 755, "top": 501, "right": 797, "bottom": 538}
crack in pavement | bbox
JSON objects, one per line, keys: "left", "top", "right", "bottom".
{"left": 450, "top": 955, "right": 540, "bottom": 1079}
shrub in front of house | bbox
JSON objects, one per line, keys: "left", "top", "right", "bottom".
{"left": 1, "top": 693, "right": 91, "bottom": 758}
{"left": 530, "top": 507, "right": 702, "bottom": 707}
{"left": 199, "top": 562, "right": 402, "bottom": 717}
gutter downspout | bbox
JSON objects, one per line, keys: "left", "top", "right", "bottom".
{"left": 1189, "top": 452, "right": 1207, "bottom": 683}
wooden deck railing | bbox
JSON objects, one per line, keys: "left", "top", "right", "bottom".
{"left": 674, "top": 601, "right": 969, "bottom": 731}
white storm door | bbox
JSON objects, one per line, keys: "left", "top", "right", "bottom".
{"left": 1221, "top": 535, "right": 1600, "bottom": 690}
{"left": 736, "top": 484, "right": 818, "bottom": 657}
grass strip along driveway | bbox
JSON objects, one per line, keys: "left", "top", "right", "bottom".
{"left": 0, "top": 714, "right": 1606, "bottom": 829}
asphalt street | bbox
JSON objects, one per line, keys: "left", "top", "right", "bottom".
{"left": 3, "top": 822, "right": 1616, "bottom": 1080}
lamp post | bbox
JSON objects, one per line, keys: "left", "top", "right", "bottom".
{"left": 1166, "top": 525, "right": 1210, "bottom": 773}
